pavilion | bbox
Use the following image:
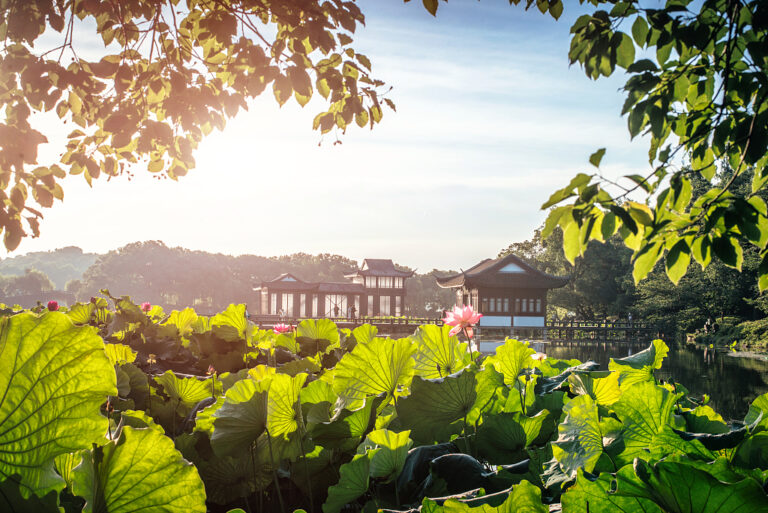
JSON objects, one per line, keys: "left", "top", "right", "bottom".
{"left": 436, "top": 253, "right": 568, "bottom": 330}
{"left": 255, "top": 258, "right": 413, "bottom": 318}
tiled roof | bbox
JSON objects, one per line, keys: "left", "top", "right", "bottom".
{"left": 344, "top": 258, "right": 414, "bottom": 278}
{"left": 436, "top": 254, "right": 569, "bottom": 289}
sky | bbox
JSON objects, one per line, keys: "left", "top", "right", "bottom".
{"left": 6, "top": 1, "right": 653, "bottom": 272}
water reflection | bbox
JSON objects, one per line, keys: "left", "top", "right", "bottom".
{"left": 534, "top": 340, "right": 768, "bottom": 421}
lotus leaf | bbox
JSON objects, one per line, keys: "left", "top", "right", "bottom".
{"left": 411, "top": 324, "right": 471, "bottom": 378}
{"left": 333, "top": 336, "right": 415, "bottom": 403}
{"left": 358, "top": 429, "right": 413, "bottom": 482}
{"left": 104, "top": 343, "right": 137, "bottom": 365}
{"left": 396, "top": 370, "right": 477, "bottom": 443}
{"left": 297, "top": 318, "right": 340, "bottom": 355}
{"left": 609, "top": 339, "right": 668, "bottom": 387}
{"left": 154, "top": 370, "right": 216, "bottom": 416}
{"left": 211, "top": 378, "right": 268, "bottom": 457}
{"left": 552, "top": 394, "right": 603, "bottom": 477}
{"left": 485, "top": 339, "right": 537, "bottom": 386}
{"left": 267, "top": 372, "right": 308, "bottom": 437}
{"left": 561, "top": 467, "right": 662, "bottom": 513}
{"left": 0, "top": 312, "right": 116, "bottom": 498}
{"left": 72, "top": 426, "right": 206, "bottom": 513}
{"left": 476, "top": 410, "right": 549, "bottom": 465}
{"left": 322, "top": 453, "right": 370, "bottom": 513}
{"left": 568, "top": 370, "right": 622, "bottom": 406}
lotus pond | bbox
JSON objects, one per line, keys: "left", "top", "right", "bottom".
{"left": 3, "top": 297, "right": 768, "bottom": 512}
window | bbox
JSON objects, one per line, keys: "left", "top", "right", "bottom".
{"left": 380, "top": 295, "right": 391, "bottom": 316}
{"left": 270, "top": 293, "right": 277, "bottom": 315}
{"left": 503, "top": 298, "right": 509, "bottom": 312}
{"left": 282, "top": 293, "right": 293, "bottom": 316}
{"left": 312, "top": 294, "right": 318, "bottom": 317}
{"left": 489, "top": 298, "right": 495, "bottom": 312}
{"left": 482, "top": 298, "right": 488, "bottom": 312}
{"left": 379, "top": 276, "right": 393, "bottom": 288}
{"left": 300, "top": 294, "right": 306, "bottom": 317}
{"left": 496, "top": 298, "right": 503, "bottom": 312}
{"left": 261, "top": 290, "right": 269, "bottom": 314}
{"left": 368, "top": 295, "right": 374, "bottom": 316}
{"left": 515, "top": 298, "right": 520, "bottom": 313}
{"left": 522, "top": 299, "right": 527, "bottom": 313}
{"left": 365, "top": 276, "right": 376, "bottom": 288}
{"left": 325, "top": 294, "right": 347, "bottom": 317}
{"left": 395, "top": 277, "right": 403, "bottom": 288}
{"left": 536, "top": 299, "right": 542, "bottom": 313}
{"left": 354, "top": 295, "right": 360, "bottom": 316}
{"left": 471, "top": 290, "right": 479, "bottom": 310}
{"left": 395, "top": 296, "right": 402, "bottom": 316}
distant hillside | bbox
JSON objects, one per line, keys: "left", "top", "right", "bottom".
{"left": 0, "top": 246, "right": 98, "bottom": 289}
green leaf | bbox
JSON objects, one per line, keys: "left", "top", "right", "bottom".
{"left": 568, "top": 370, "right": 622, "bottom": 406}
{"left": 691, "top": 236, "right": 712, "bottom": 268}
{"left": 712, "top": 236, "right": 743, "bottom": 270}
{"left": 154, "top": 371, "right": 214, "bottom": 416}
{"left": 267, "top": 372, "right": 307, "bottom": 438}
{"left": 609, "top": 339, "right": 668, "bottom": 387}
{"left": 210, "top": 303, "right": 247, "bottom": 341}
{"left": 589, "top": 148, "right": 607, "bottom": 167}
{"left": 617, "top": 33, "right": 636, "bottom": 69}
{"left": 485, "top": 338, "right": 536, "bottom": 386}
{"left": 552, "top": 395, "right": 603, "bottom": 477}
{"left": 310, "top": 396, "right": 382, "bottom": 451}
{"left": 211, "top": 378, "right": 268, "bottom": 457}
{"left": 411, "top": 324, "right": 471, "bottom": 378}
{"left": 632, "top": 242, "right": 663, "bottom": 284}
{"left": 631, "top": 16, "right": 649, "bottom": 46}
{"left": 396, "top": 370, "right": 477, "bottom": 444}
{"left": 617, "top": 458, "right": 768, "bottom": 513}
{"left": 0, "top": 312, "right": 116, "bottom": 498}
{"left": 297, "top": 318, "right": 340, "bottom": 355}
{"left": 72, "top": 426, "right": 206, "bottom": 513}
{"left": 476, "top": 410, "right": 548, "bottom": 465}
{"left": 322, "top": 453, "right": 370, "bottom": 513}
{"left": 333, "top": 337, "right": 415, "bottom": 403}
{"left": 359, "top": 429, "right": 413, "bottom": 482}
{"left": 612, "top": 382, "right": 680, "bottom": 465}
{"left": 562, "top": 468, "right": 662, "bottom": 513}
{"left": 104, "top": 343, "right": 137, "bottom": 365}
{"left": 665, "top": 239, "right": 691, "bottom": 285}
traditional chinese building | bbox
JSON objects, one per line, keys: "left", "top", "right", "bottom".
{"left": 255, "top": 259, "right": 413, "bottom": 318}
{"left": 436, "top": 253, "right": 568, "bottom": 329}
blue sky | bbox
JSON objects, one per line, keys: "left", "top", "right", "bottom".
{"left": 8, "top": 1, "right": 652, "bottom": 271}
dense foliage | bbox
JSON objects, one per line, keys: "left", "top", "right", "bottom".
{"left": 3, "top": 297, "right": 768, "bottom": 512}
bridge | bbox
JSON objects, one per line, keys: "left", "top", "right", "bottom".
{"left": 248, "top": 315, "right": 656, "bottom": 341}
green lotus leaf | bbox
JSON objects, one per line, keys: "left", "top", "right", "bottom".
{"left": 561, "top": 467, "right": 662, "bottom": 513}
{"left": 616, "top": 458, "right": 768, "bottom": 513}
{"left": 745, "top": 391, "right": 768, "bottom": 431}
{"left": 164, "top": 308, "right": 198, "bottom": 339}
{"left": 538, "top": 357, "right": 583, "bottom": 377}
{"left": 468, "top": 366, "right": 509, "bottom": 423}
{"left": 119, "top": 409, "right": 164, "bottom": 433}
{"left": 485, "top": 338, "right": 537, "bottom": 386}
{"left": 421, "top": 479, "right": 548, "bottom": 512}
{"left": 210, "top": 303, "right": 248, "bottom": 342}
{"left": 104, "top": 343, "right": 137, "bottom": 365}
{"left": 612, "top": 382, "right": 680, "bottom": 465}
{"left": 682, "top": 405, "right": 729, "bottom": 434}
{"left": 297, "top": 319, "right": 341, "bottom": 355}
{"left": 275, "top": 332, "right": 299, "bottom": 353}
{"left": 333, "top": 336, "right": 416, "bottom": 403}
{"left": 358, "top": 429, "right": 413, "bottom": 482}
{"left": 503, "top": 374, "right": 538, "bottom": 414}
{"left": 609, "top": 339, "right": 668, "bottom": 387}
{"left": 310, "top": 396, "right": 383, "bottom": 451}
{"left": 568, "top": 370, "right": 622, "bottom": 406}
{"left": 0, "top": 312, "right": 116, "bottom": 498}
{"left": 476, "top": 410, "right": 548, "bottom": 465}
{"left": 67, "top": 302, "right": 95, "bottom": 324}
{"left": 552, "top": 394, "right": 603, "bottom": 477}
{"left": 196, "top": 451, "right": 271, "bottom": 505}
{"left": 278, "top": 357, "right": 321, "bottom": 376}
{"left": 396, "top": 369, "right": 477, "bottom": 444}
{"left": 291, "top": 446, "right": 337, "bottom": 503}
{"left": 154, "top": 370, "right": 215, "bottom": 416}
{"left": 351, "top": 324, "right": 378, "bottom": 346}
{"left": 322, "top": 453, "right": 370, "bottom": 513}
{"left": 411, "top": 324, "right": 471, "bottom": 378}
{"left": 72, "top": 426, "right": 206, "bottom": 513}
{"left": 301, "top": 378, "right": 337, "bottom": 406}
{"left": 0, "top": 477, "right": 61, "bottom": 513}
{"left": 733, "top": 432, "right": 768, "bottom": 469}
{"left": 211, "top": 378, "right": 268, "bottom": 457}
{"left": 121, "top": 362, "right": 149, "bottom": 410}
{"left": 267, "top": 372, "right": 308, "bottom": 438}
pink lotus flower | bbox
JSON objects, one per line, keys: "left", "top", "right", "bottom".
{"left": 47, "top": 300, "right": 59, "bottom": 312}
{"left": 443, "top": 305, "right": 482, "bottom": 337}
{"left": 140, "top": 302, "right": 152, "bottom": 312}
{"left": 273, "top": 323, "right": 293, "bottom": 334}
{"left": 206, "top": 364, "right": 216, "bottom": 375}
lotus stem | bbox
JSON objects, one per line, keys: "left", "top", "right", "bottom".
{"left": 266, "top": 428, "right": 286, "bottom": 513}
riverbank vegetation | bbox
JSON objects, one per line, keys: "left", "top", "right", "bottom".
{"left": 3, "top": 298, "right": 768, "bottom": 512}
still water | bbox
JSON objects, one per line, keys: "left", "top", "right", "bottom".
{"left": 530, "top": 340, "right": 768, "bottom": 421}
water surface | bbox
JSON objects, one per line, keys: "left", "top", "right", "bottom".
{"left": 530, "top": 340, "right": 768, "bottom": 421}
